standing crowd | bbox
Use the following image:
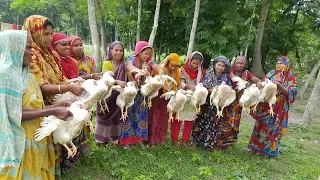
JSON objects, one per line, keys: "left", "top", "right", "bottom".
{"left": 0, "top": 15, "right": 298, "bottom": 179}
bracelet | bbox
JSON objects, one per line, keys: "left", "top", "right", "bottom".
{"left": 91, "top": 74, "right": 93, "bottom": 79}
{"left": 58, "top": 85, "right": 61, "bottom": 93}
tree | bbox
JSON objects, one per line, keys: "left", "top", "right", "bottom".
{"left": 299, "top": 61, "right": 320, "bottom": 100}
{"left": 136, "top": 0, "right": 141, "bottom": 43}
{"left": 187, "top": 0, "right": 201, "bottom": 57}
{"left": 87, "top": 0, "right": 102, "bottom": 65}
{"left": 302, "top": 69, "right": 320, "bottom": 127}
{"left": 252, "top": 0, "right": 269, "bottom": 78}
{"left": 148, "top": 0, "right": 161, "bottom": 47}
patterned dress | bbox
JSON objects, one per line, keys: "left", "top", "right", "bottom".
{"left": 248, "top": 70, "right": 297, "bottom": 157}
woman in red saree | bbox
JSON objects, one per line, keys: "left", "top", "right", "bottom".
{"left": 248, "top": 56, "right": 298, "bottom": 157}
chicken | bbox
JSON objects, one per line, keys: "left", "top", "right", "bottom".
{"left": 34, "top": 101, "right": 90, "bottom": 158}
{"left": 140, "top": 74, "right": 177, "bottom": 108}
{"left": 189, "top": 83, "right": 209, "bottom": 114}
{"left": 54, "top": 78, "right": 109, "bottom": 111}
{"left": 209, "top": 82, "right": 236, "bottom": 118}
{"left": 255, "top": 78, "right": 277, "bottom": 116}
{"left": 239, "top": 83, "right": 261, "bottom": 113}
{"left": 231, "top": 76, "right": 249, "bottom": 91}
{"left": 114, "top": 82, "right": 138, "bottom": 121}
{"left": 98, "top": 71, "right": 117, "bottom": 114}
{"left": 161, "top": 89, "right": 192, "bottom": 121}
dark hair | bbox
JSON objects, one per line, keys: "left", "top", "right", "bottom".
{"left": 44, "top": 19, "right": 54, "bottom": 30}
{"left": 191, "top": 53, "right": 203, "bottom": 61}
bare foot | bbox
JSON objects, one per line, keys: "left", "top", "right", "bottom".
{"left": 173, "top": 142, "right": 179, "bottom": 147}
{"left": 139, "top": 142, "right": 146, "bottom": 149}
{"left": 123, "top": 145, "right": 130, "bottom": 150}
{"left": 150, "top": 144, "right": 156, "bottom": 148}
{"left": 182, "top": 143, "right": 189, "bottom": 148}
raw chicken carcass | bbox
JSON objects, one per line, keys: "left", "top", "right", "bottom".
{"left": 34, "top": 101, "right": 90, "bottom": 158}
{"left": 189, "top": 83, "right": 209, "bottom": 114}
{"left": 239, "top": 83, "right": 261, "bottom": 113}
{"left": 161, "top": 89, "right": 192, "bottom": 121}
{"left": 231, "top": 76, "right": 249, "bottom": 91}
{"left": 255, "top": 78, "right": 277, "bottom": 116}
{"left": 209, "top": 82, "right": 236, "bottom": 118}
{"left": 114, "top": 82, "right": 138, "bottom": 120}
{"left": 140, "top": 74, "right": 177, "bottom": 108}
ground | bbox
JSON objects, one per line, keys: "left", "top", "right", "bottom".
{"left": 63, "top": 97, "right": 320, "bottom": 180}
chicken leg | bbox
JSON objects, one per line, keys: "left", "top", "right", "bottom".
{"left": 268, "top": 102, "right": 275, "bottom": 116}
{"left": 141, "top": 96, "right": 147, "bottom": 109}
{"left": 148, "top": 98, "right": 153, "bottom": 109}
{"left": 69, "top": 141, "right": 77, "bottom": 157}
{"left": 62, "top": 143, "right": 74, "bottom": 159}
{"left": 219, "top": 106, "right": 226, "bottom": 118}
{"left": 168, "top": 111, "right": 174, "bottom": 122}
{"left": 87, "top": 120, "right": 94, "bottom": 133}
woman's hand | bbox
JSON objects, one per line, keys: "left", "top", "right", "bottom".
{"left": 91, "top": 73, "right": 102, "bottom": 80}
{"left": 68, "top": 83, "right": 85, "bottom": 96}
{"left": 53, "top": 107, "right": 73, "bottom": 121}
{"left": 186, "top": 85, "right": 196, "bottom": 91}
{"left": 116, "top": 80, "right": 127, "bottom": 88}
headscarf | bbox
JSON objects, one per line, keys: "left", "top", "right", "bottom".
{"left": 203, "top": 55, "right": 231, "bottom": 88}
{"left": 132, "top": 41, "right": 153, "bottom": 72}
{"left": 69, "top": 36, "right": 81, "bottom": 57}
{"left": 159, "top": 53, "right": 181, "bottom": 90}
{"left": 23, "top": 15, "right": 65, "bottom": 86}
{"left": 269, "top": 56, "right": 293, "bottom": 84}
{"left": 107, "top": 41, "right": 127, "bottom": 82}
{"left": 181, "top": 51, "right": 205, "bottom": 84}
{"left": 52, "top": 32, "right": 78, "bottom": 79}
{"left": 230, "top": 56, "right": 250, "bottom": 81}
{"left": 0, "top": 30, "right": 28, "bottom": 168}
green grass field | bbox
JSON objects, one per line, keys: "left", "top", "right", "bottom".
{"left": 63, "top": 107, "right": 320, "bottom": 180}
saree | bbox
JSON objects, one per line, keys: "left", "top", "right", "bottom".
{"left": 0, "top": 74, "right": 55, "bottom": 180}
{"left": 95, "top": 41, "right": 127, "bottom": 144}
{"left": 248, "top": 57, "right": 297, "bottom": 157}
{"left": 0, "top": 30, "right": 27, "bottom": 169}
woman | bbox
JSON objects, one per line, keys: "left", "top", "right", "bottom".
{"left": 172, "top": 51, "right": 205, "bottom": 147}
{"left": 95, "top": 41, "right": 127, "bottom": 146}
{"left": 248, "top": 56, "right": 297, "bottom": 158}
{"left": 148, "top": 53, "right": 181, "bottom": 147}
{"left": 192, "top": 56, "right": 232, "bottom": 151}
{"left": 69, "top": 35, "right": 101, "bottom": 80}
{"left": 23, "top": 15, "right": 84, "bottom": 178}
{"left": 121, "top": 41, "right": 163, "bottom": 148}
{"left": 226, "top": 56, "right": 262, "bottom": 147}
{"left": 0, "top": 30, "right": 71, "bottom": 179}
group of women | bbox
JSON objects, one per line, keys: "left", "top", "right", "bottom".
{"left": 0, "top": 14, "right": 298, "bottom": 180}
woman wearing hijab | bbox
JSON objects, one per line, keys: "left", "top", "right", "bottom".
{"left": 148, "top": 53, "right": 181, "bottom": 147}
{"left": 95, "top": 41, "right": 127, "bottom": 146}
{"left": 192, "top": 55, "right": 233, "bottom": 151}
{"left": 0, "top": 30, "right": 71, "bottom": 180}
{"left": 248, "top": 56, "right": 297, "bottom": 158}
{"left": 121, "top": 41, "right": 163, "bottom": 149}
{"left": 23, "top": 15, "right": 84, "bottom": 178}
{"left": 171, "top": 51, "right": 205, "bottom": 147}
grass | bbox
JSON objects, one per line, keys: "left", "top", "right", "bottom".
{"left": 63, "top": 109, "right": 320, "bottom": 180}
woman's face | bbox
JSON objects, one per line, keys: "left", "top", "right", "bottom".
{"left": 55, "top": 41, "right": 70, "bottom": 57}
{"left": 168, "top": 62, "right": 179, "bottom": 72}
{"left": 235, "top": 58, "right": 246, "bottom": 72}
{"left": 137, "top": 48, "right": 152, "bottom": 62}
{"left": 190, "top": 59, "right": 201, "bottom": 70}
{"left": 23, "top": 36, "right": 33, "bottom": 67}
{"left": 276, "top": 60, "right": 286, "bottom": 72}
{"left": 43, "top": 25, "right": 53, "bottom": 48}
{"left": 111, "top": 44, "right": 124, "bottom": 61}
{"left": 71, "top": 39, "right": 84, "bottom": 57}
{"left": 215, "top": 61, "right": 226, "bottom": 74}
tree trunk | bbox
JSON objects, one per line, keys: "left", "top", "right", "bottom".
{"left": 136, "top": 0, "right": 141, "bottom": 43}
{"left": 299, "top": 61, "right": 320, "bottom": 100}
{"left": 302, "top": 69, "right": 320, "bottom": 127}
{"left": 87, "top": 0, "right": 102, "bottom": 65}
{"left": 245, "top": 0, "right": 257, "bottom": 57}
{"left": 187, "top": 0, "right": 201, "bottom": 57}
{"left": 148, "top": 0, "right": 161, "bottom": 47}
{"left": 100, "top": 20, "right": 108, "bottom": 61}
{"left": 252, "top": 0, "right": 268, "bottom": 78}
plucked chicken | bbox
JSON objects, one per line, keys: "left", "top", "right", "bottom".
{"left": 189, "top": 83, "right": 209, "bottom": 114}
{"left": 231, "top": 76, "right": 249, "bottom": 91}
{"left": 256, "top": 78, "right": 277, "bottom": 116}
{"left": 239, "top": 83, "right": 261, "bottom": 113}
{"left": 115, "top": 82, "right": 138, "bottom": 120}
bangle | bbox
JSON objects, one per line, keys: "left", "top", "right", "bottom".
{"left": 91, "top": 74, "right": 93, "bottom": 79}
{"left": 58, "top": 85, "right": 61, "bottom": 94}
